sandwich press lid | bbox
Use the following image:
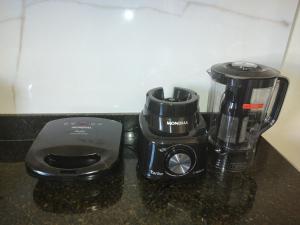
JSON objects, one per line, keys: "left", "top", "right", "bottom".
{"left": 25, "top": 117, "right": 123, "bottom": 181}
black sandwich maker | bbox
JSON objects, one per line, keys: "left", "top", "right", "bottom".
{"left": 25, "top": 117, "right": 123, "bottom": 181}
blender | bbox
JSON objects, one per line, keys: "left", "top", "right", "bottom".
{"left": 207, "top": 61, "right": 289, "bottom": 173}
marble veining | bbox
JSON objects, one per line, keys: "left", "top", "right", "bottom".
{"left": 23, "top": 0, "right": 294, "bottom": 25}
{"left": 15, "top": 0, "right": 26, "bottom": 78}
{"left": 0, "top": 17, "right": 21, "bottom": 24}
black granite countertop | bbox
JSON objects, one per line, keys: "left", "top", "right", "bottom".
{"left": 0, "top": 114, "right": 299, "bottom": 225}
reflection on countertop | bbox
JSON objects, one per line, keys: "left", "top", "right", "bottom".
{"left": 0, "top": 115, "right": 299, "bottom": 225}
{"left": 33, "top": 162, "right": 124, "bottom": 214}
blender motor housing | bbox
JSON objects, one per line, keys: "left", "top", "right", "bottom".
{"left": 138, "top": 87, "right": 207, "bottom": 180}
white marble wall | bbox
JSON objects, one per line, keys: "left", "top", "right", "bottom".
{"left": 0, "top": 0, "right": 298, "bottom": 113}
{"left": 0, "top": 0, "right": 22, "bottom": 113}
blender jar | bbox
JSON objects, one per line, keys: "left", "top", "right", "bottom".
{"left": 207, "top": 61, "right": 289, "bottom": 173}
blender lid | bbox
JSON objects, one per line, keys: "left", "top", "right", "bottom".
{"left": 209, "top": 61, "right": 281, "bottom": 82}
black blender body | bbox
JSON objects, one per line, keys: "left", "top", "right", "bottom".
{"left": 138, "top": 87, "right": 207, "bottom": 180}
{"left": 207, "top": 62, "right": 289, "bottom": 173}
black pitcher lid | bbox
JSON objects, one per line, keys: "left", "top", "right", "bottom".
{"left": 209, "top": 61, "right": 281, "bottom": 83}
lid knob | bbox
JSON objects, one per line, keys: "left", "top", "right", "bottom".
{"left": 231, "top": 61, "right": 258, "bottom": 71}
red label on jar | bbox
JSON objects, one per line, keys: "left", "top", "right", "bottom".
{"left": 242, "top": 103, "right": 264, "bottom": 109}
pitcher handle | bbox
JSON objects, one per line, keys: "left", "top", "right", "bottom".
{"left": 260, "top": 76, "right": 289, "bottom": 133}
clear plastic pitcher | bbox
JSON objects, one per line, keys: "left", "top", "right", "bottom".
{"left": 207, "top": 61, "right": 289, "bottom": 173}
